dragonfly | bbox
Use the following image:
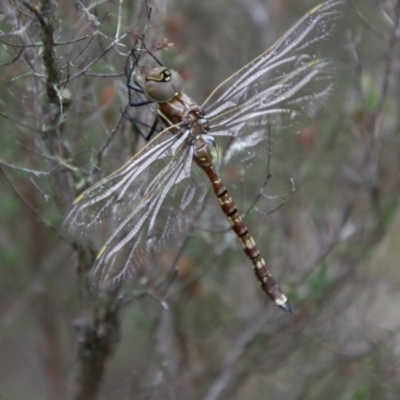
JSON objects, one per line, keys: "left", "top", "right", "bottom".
{"left": 64, "top": 0, "right": 347, "bottom": 313}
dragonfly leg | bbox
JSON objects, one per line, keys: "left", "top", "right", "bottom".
{"left": 122, "top": 110, "right": 161, "bottom": 141}
{"left": 125, "top": 71, "right": 161, "bottom": 141}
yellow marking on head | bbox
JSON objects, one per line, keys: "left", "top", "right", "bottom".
{"left": 73, "top": 193, "right": 85, "bottom": 205}
{"left": 148, "top": 76, "right": 162, "bottom": 82}
{"left": 97, "top": 245, "right": 107, "bottom": 260}
{"left": 310, "top": 3, "right": 322, "bottom": 14}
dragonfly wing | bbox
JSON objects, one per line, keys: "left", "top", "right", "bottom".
{"left": 63, "top": 125, "right": 183, "bottom": 245}
{"left": 208, "top": 56, "right": 340, "bottom": 162}
{"left": 203, "top": 0, "right": 347, "bottom": 118}
{"left": 204, "top": 0, "right": 348, "bottom": 171}
{"left": 63, "top": 126, "right": 209, "bottom": 290}
{"left": 198, "top": 0, "right": 348, "bottom": 228}
{"left": 90, "top": 146, "right": 209, "bottom": 290}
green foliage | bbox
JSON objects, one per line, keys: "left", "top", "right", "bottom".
{"left": 0, "top": 50, "right": 12, "bottom": 63}
{"left": 352, "top": 382, "right": 371, "bottom": 400}
{"left": 361, "top": 74, "right": 380, "bottom": 110}
{"left": 307, "top": 261, "right": 329, "bottom": 300}
{"left": 0, "top": 187, "right": 19, "bottom": 222}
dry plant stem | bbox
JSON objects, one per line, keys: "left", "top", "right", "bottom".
{"left": 23, "top": 1, "right": 60, "bottom": 103}
{"left": 23, "top": 0, "right": 74, "bottom": 210}
{"left": 0, "top": 166, "right": 57, "bottom": 233}
{"left": 363, "top": 0, "right": 400, "bottom": 235}
{"left": 21, "top": 2, "right": 124, "bottom": 399}
{"left": 376, "top": 0, "right": 400, "bottom": 113}
{"left": 94, "top": 110, "right": 128, "bottom": 175}
{"left": 70, "top": 247, "right": 122, "bottom": 400}
{"left": 202, "top": 313, "right": 271, "bottom": 400}
{"left": 70, "top": 1, "right": 170, "bottom": 398}
{"left": 72, "top": 269, "right": 121, "bottom": 400}
{"left": 204, "top": 271, "right": 353, "bottom": 400}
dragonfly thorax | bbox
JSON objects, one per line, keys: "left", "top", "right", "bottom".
{"left": 144, "top": 67, "right": 211, "bottom": 139}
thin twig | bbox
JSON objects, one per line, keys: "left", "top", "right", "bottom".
{"left": 0, "top": 159, "right": 51, "bottom": 176}
{"left": 0, "top": 166, "right": 57, "bottom": 234}
{"left": 202, "top": 313, "right": 271, "bottom": 400}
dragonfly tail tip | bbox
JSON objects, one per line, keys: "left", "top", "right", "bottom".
{"left": 279, "top": 301, "right": 294, "bottom": 315}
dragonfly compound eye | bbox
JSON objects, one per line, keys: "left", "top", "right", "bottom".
{"left": 144, "top": 67, "right": 183, "bottom": 103}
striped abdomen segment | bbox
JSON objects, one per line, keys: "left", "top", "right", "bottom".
{"left": 201, "top": 163, "right": 292, "bottom": 313}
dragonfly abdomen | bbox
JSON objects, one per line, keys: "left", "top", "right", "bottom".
{"left": 200, "top": 160, "right": 292, "bottom": 313}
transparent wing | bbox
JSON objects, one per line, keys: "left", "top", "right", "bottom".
{"left": 63, "top": 126, "right": 209, "bottom": 289}
{"left": 199, "top": 0, "right": 348, "bottom": 227}
{"left": 203, "top": 0, "right": 347, "bottom": 150}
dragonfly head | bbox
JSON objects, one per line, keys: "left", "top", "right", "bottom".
{"left": 144, "top": 66, "right": 183, "bottom": 103}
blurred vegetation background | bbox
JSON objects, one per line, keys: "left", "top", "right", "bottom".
{"left": 1, "top": 0, "right": 400, "bottom": 399}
